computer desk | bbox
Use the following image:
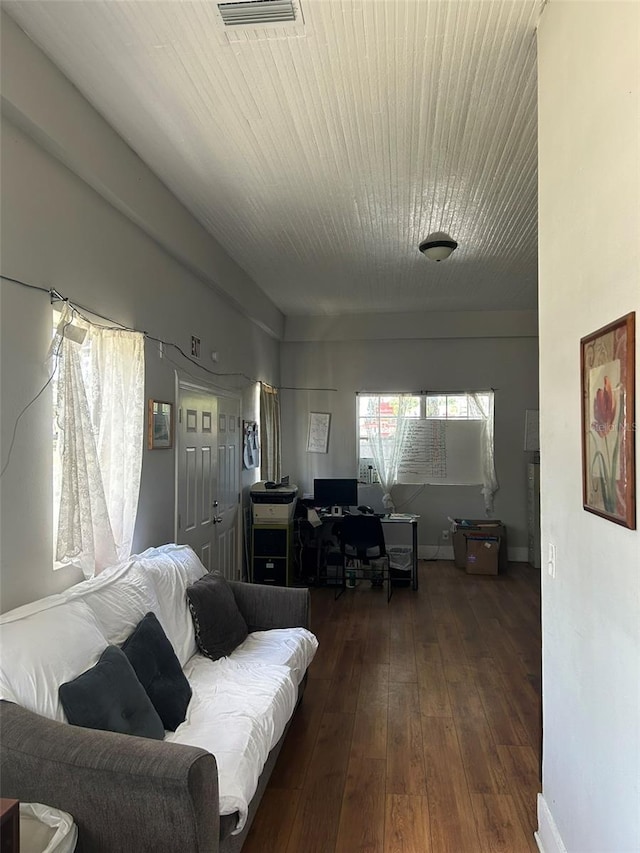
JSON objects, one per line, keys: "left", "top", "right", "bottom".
{"left": 314, "top": 512, "right": 420, "bottom": 590}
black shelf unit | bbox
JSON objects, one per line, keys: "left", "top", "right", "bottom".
{"left": 251, "top": 522, "right": 294, "bottom": 586}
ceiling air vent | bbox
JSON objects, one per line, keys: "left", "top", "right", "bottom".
{"left": 217, "top": 0, "right": 296, "bottom": 26}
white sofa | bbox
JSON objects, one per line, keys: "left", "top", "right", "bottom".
{"left": 0, "top": 544, "right": 317, "bottom": 852}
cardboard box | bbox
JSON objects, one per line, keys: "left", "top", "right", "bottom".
{"left": 465, "top": 535, "right": 500, "bottom": 575}
{"left": 452, "top": 519, "right": 507, "bottom": 572}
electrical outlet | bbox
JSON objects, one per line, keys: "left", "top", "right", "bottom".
{"left": 442, "top": 529, "right": 450, "bottom": 541}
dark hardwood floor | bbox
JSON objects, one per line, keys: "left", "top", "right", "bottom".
{"left": 244, "top": 560, "right": 541, "bottom": 853}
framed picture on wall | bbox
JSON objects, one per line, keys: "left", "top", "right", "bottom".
{"left": 148, "top": 400, "right": 173, "bottom": 450}
{"left": 580, "top": 312, "right": 636, "bottom": 528}
{"left": 307, "top": 412, "right": 331, "bottom": 453}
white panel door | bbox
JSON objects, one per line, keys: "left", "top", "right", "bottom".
{"left": 176, "top": 389, "right": 217, "bottom": 571}
{"left": 176, "top": 384, "right": 241, "bottom": 579}
{"left": 215, "top": 397, "right": 241, "bottom": 580}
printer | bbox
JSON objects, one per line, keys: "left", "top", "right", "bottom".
{"left": 250, "top": 481, "right": 299, "bottom": 524}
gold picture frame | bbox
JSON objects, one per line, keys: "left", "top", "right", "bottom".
{"left": 148, "top": 399, "right": 174, "bottom": 450}
{"left": 580, "top": 312, "right": 635, "bottom": 528}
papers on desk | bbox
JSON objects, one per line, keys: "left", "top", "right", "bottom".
{"left": 304, "top": 510, "right": 417, "bottom": 525}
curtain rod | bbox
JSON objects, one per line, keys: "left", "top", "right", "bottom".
{"left": 356, "top": 389, "right": 497, "bottom": 395}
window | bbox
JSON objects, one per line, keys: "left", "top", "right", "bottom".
{"left": 358, "top": 394, "right": 420, "bottom": 483}
{"left": 51, "top": 305, "right": 145, "bottom": 577}
{"left": 358, "top": 391, "right": 497, "bottom": 509}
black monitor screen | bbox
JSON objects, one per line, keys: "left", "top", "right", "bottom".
{"left": 313, "top": 478, "right": 358, "bottom": 508}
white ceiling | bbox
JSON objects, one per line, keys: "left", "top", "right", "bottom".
{"left": 5, "top": 0, "right": 543, "bottom": 318}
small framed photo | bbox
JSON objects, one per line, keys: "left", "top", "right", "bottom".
{"left": 581, "top": 312, "right": 635, "bottom": 528}
{"left": 148, "top": 400, "right": 174, "bottom": 450}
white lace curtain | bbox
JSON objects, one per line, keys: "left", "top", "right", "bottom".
{"left": 260, "top": 382, "right": 281, "bottom": 483}
{"left": 469, "top": 391, "right": 499, "bottom": 513}
{"left": 365, "top": 396, "right": 413, "bottom": 511}
{"left": 51, "top": 305, "right": 144, "bottom": 577}
{"left": 364, "top": 391, "right": 498, "bottom": 514}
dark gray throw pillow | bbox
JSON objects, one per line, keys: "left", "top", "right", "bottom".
{"left": 186, "top": 572, "right": 248, "bottom": 661}
{"left": 121, "top": 612, "right": 192, "bottom": 731}
{"left": 59, "top": 645, "right": 165, "bottom": 740}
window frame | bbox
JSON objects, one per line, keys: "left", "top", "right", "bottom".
{"left": 357, "top": 391, "right": 492, "bottom": 486}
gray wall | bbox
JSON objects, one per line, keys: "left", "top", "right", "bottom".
{"left": 537, "top": 3, "right": 640, "bottom": 851}
{"left": 280, "top": 331, "right": 539, "bottom": 558}
{"left": 0, "top": 16, "right": 280, "bottom": 612}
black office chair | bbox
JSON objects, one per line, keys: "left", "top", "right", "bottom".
{"left": 336, "top": 514, "right": 392, "bottom": 602}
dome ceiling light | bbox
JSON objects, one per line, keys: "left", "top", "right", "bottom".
{"left": 419, "top": 231, "right": 458, "bottom": 262}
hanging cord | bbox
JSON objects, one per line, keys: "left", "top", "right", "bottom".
{"left": 0, "top": 275, "right": 51, "bottom": 296}
{"left": 59, "top": 302, "right": 258, "bottom": 386}
{"left": 393, "top": 484, "right": 426, "bottom": 510}
{"left": 2, "top": 274, "right": 260, "bottom": 383}
{"left": 154, "top": 342, "right": 248, "bottom": 391}
{"left": 145, "top": 334, "right": 257, "bottom": 385}
{"left": 0, "top": 276, "right": 255, "bottom": 477}
{"left": 0, "top": 273, "right": 338, "bottom": 476}
{"left": 2, "top": 274, "right": 339, "bottom": 391}
{"left": 422, "top": 544, "right": 442, "bottom": 562}
{"left": 0, "top": 309, "right": 75, "bottom": 479}
{"left": 278, "top": 385, "right": 338, "bottom": 392}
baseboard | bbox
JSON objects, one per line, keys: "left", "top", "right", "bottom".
{"left": 535, "top": 794, "right": 568, "bottom": 853}
{"left": 419, "top": 544, "right": 454, "bottom": 560}
{"left": 417, "top": 545, "right": 530, "bottom": 563}
{"left": 508, "top": 546, "right": 530, "bottom": 563}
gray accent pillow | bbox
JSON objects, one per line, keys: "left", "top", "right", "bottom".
{"left": 121, "top": 612, "right": 192, "bottom": 731}
{"left": 59, "top": 645, "right": 165, "bottom": 740}
{"left": 186, "top": 572, "right": 248, "bottom": 661}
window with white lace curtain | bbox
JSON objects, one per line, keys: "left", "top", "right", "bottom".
{"left": 51, "top": 305, "right": 145, "bottom": 578}
{"left": 358, "top": 391, "right": 498, "bottom": 511}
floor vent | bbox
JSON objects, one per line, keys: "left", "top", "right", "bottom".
{"left": 217, "top": 0, "right": 296, "bottom": 27}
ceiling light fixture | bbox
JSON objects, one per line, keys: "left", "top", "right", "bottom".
{"left": 419, "top": 231, "right": 458, "bottom": 262}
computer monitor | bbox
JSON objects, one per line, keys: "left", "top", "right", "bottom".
{"left": 313, "top": 478, "right": 359, "bottom": 513}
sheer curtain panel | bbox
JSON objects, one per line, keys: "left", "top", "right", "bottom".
{"left": 51, "top": 305, "right": 144, "bottom": 577}
{"left": 364, "top": 395, "right": 414, "bottom": 511}
{"left": 469, "top": 391, "right": 499, "bottom": 513}
{"left": 260, "top": 382, "right": 281, "bottom": 483}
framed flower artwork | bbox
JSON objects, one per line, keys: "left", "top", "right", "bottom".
{"left": 581, "top": 312, "right": 636, "bottom": 528}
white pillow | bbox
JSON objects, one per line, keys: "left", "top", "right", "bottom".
{"left": 65, "top": 558, "right": 160, "bottom": 645}
{"left": 135, "top": 544, "right": 207, "bottom": 666}
{"left": 0, "top": 599, "right": 108, "bottom": 722}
